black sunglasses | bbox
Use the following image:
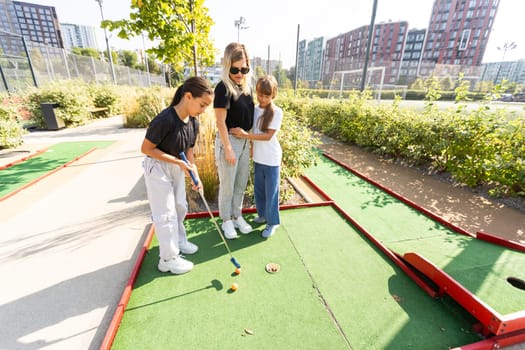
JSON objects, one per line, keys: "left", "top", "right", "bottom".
{"left": 229, "top": 66, "right": 250, "bottom": 75}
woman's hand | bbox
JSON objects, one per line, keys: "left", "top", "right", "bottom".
{"left": 225, "top": 148, "right": 236, "bottom": 165}
{"left": 230, "top": 127, "right": 249, "bottom": 138}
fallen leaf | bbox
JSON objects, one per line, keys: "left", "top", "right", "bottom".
{"left": 244, "top": 328, "right": 254, "bottom": 335}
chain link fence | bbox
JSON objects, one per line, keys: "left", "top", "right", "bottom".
{"left": 0, "top": 34, "right": 167, "bottom": 93}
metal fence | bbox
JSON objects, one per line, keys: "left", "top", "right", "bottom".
{"left": 0, "top": 38, "right": 167, "bottom": 93}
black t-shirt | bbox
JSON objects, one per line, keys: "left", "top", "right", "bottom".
{"left": 145, "top": 107, "right": 199, "bottom": 157}
{"left": 213, "top": 81, "right": 254, "bottom": 131}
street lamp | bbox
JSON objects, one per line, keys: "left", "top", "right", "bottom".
{"left": 95, "top": 0, "right": 117, "bottom": 83}
{"left": 494, "top": 41, "right": 517, "bottom": 84}
{"left": 234, "top": 16, "right": 248, "bottom": 42}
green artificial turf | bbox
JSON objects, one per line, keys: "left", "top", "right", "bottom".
{"left": 305, "top": 154, "right": 525, "bottom": 316}
{"left": 111, "top": 206, "right": 480, "bottom": 350}
{"left": 0, "top": 141, "right": 113, "bottom": 198}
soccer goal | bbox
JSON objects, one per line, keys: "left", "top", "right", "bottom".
{"left": 327, "top": 66, "right": 385, "bottom": 100}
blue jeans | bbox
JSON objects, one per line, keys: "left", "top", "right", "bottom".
{"left": 254, "top": 162, "right": 280, "bottom": 226}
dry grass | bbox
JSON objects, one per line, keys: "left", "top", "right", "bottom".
{"left": 194, "top": 107, "right": 219, "bottom": 202}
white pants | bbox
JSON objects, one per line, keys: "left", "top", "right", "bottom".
{"left": 143, "top": 156, "right": 188, "bottom": 260}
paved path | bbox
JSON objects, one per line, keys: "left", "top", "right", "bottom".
{"left": 0, "top": 117, "right": 150, "bottom": 350}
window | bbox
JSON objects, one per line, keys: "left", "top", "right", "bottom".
{"left": 458, "top": 29, "right": 470, "bottom": 50}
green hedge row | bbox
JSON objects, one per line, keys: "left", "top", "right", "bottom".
{"left": 288, "top": 88, "right": 487, "bottom": 101}
{"left": 0, "top": 80, "right": 137, "bottom": 149}
{"left": 278, "top": 92, "right": 525, "bottom": 198}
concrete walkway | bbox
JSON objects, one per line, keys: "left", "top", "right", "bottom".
{"left": 0, "top": 116, "right": 150, "bottom": 350}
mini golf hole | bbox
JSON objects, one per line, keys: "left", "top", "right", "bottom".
{"left": 507, "top": 277, "right": 525, "bottom": 291}
{"left": 265, "top": 262, "right": 280, "bottom": 274}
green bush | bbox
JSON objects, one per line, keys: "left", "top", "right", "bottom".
{"left": 87, "top": 83, "right": 120, "bottom": 117}
{"left": 24, "top": 80, "right": 92, "bottom": 128}
{"left": 0, "top": 94, "right": 24, "bottom": 149}
{"left": 284, "top": 92, "right": 525, "bottom": 198}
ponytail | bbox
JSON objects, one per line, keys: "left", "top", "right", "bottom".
{"left": 169, "top": 84, "right": 185, "bottom": 107}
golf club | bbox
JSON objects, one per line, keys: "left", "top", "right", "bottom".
{"left": 179, "top": 152, "right": 241, "bottom": 268}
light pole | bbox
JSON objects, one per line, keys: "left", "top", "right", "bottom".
{"left": 494, "top": 41, "right": 517, "bottom": 84}
{"left": 234, "top": 17, "right": 248, "bottom": 42}
{"left": 95, "top": 0, "right": 117, "bottom": 83}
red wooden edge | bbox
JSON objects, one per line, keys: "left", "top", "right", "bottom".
{"left": 322, "top": 152, "right": 474, "bottom": 238}
{"left": 476, "top": 231, "right": 525, "bottom": 253}
{"left": 0, "top": 148, "right": 97, "bottom": 202}
{"left": 302, "top": 175, "right": 438, "bottom": 298}
{"left": 449, "top": 328, "right": 525, "bottom": 350}
{"left": 185, "top": 200, "right": 334, "bottom": 219}
{"left": 402, "top": 252, "right": 508, "bottom": 335}
{"left": 0, "top": 147, "right": 48, "bottom": 170}
{"left": 99, "top": 224, "right": 155, "bottom": 350}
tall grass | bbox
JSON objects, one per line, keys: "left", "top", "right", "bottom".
{"left": 194, "top": 108, "right": 219, "bottom": 201}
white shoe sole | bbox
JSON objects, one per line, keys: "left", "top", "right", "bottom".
{"left": 158, "top": 265, "right": 193, "bottom": 274}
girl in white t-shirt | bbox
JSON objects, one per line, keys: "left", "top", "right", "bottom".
{"left": 231, "top": 75, "right": 283, "bottom": 238}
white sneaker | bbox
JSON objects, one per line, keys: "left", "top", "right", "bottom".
{"left": 233, "top": 216, "right": 253, "bottom": 234}
{"left": 221, "top": 220, "right": 238, "bottom": 239}
{"left": 179, "top": 240, "right": 198, "bottom": 255}
{"left": 158, "top": 255, "right": 193, "bottom": 274}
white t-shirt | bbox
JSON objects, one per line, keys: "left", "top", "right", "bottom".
{"left": 252, "top": 104, "right": 283, "bottom": 166}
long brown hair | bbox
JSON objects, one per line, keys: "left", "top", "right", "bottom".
{"left": 256, "top": 75, "right": 278, "bottom": 132}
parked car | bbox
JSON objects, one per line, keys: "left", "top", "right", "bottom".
{"left": 512, "top": 93, "right": 525, "bottom": 102}
{"left": 497, "top": 93, "right": 513, "bottom": 102}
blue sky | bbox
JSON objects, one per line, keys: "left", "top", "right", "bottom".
{"left": 29, "top": 0, "right": 524, "bottom": 68}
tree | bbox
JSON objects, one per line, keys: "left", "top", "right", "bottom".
{"left": 272, "top": 64, "right": 292, "bottom": 89}
{"left": 101, "top": 0, "right": 215, "bottom": 76}
{"left": 119, "top": 49, "right": 139, "bottom": 68}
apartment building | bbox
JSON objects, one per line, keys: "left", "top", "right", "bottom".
{"left": 298, "top": 0, "right": 503, "bottom": 88}
{"left": 0, "top": 0, "right": 23, "bottom": 56}
{"left": 419, "top": 0, "right": 500, "bottom": 77}
{"left": 61, "top": 23, "right": 100, "bottom": 52}
{"left": 322, "top": 21, "right": 408, "bottom": 88}
{"left": 12, "top": 1, "right": 62, "bottom": 48}
{"left": 398, "top": 28, "right": 426, "bottom": 85}
{"left": 481, "top": 59, "right": 525, "bottom": 85}
{"left": 0, "top": 0, "right": 62, "bottom": 57}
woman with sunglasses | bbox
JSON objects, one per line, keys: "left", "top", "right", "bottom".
{"left": 213, "top": 42, "right": 254, "bottom": 239}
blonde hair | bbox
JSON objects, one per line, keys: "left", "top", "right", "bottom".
{"left": 221, "top": 42, "right": 252, "bottom": 100}
{"left": 256, "top": 75, "right": 278, "bottom": 132}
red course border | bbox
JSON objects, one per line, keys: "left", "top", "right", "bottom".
{"left": 0, "top": 148, "right": 97, "bottom": 202}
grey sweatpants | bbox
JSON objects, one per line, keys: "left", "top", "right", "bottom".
{"left": 215, "top": 135, "right": 250, "bottom": 221}
{"left": 143, "top": 156, "right": 188, "bottom": 260}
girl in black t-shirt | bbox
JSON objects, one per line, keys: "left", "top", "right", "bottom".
{"left": 214, "top": 42, "right": 255, "bottom": 239}
{"left": 141, "top": 76, "right": 213, "bottom": 275}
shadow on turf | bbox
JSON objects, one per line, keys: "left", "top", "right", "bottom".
{"left": 125, "top": 279, "right": 224, "bottom": 311}
{"left": 131, "top": 216, "right": 268, "bottom": 289}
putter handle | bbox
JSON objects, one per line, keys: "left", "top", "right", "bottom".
{"left": 179, "top": 152, "right": 199, "bottom": 186}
